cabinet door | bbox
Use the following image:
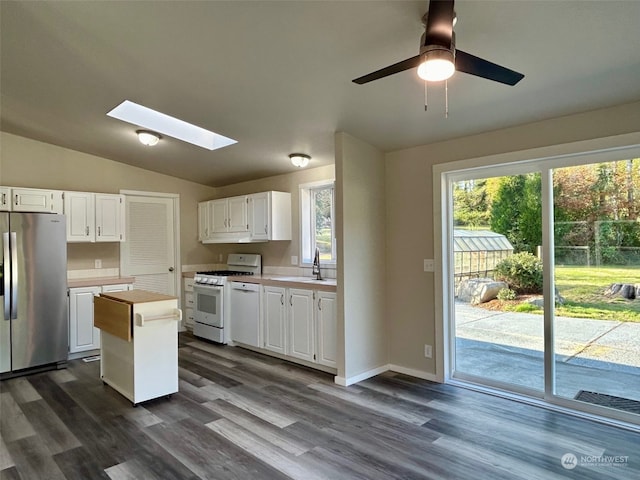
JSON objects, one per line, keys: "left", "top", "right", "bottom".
{"left": 198, "top": 202, "right": 209, "bottom": 241}
{"left": 95, "top": 194, "right": 124, "bottom": 242}
{"left": 249, "top": 192, "right": 269, "bottom": 241}
{"left": 316, "top": 291, "right": 337, "bottom": 368}
{"left": 263, "top": 286, "right": 286, "bottom": 354}
{"left": 0, "top": 187, "right": 10, "bottom": 211}
{"left": 228, "top": 196, "right": 248, "bottom": 232}
{"left": 12, "top": 188, "right": 61, "bottom": 213}
{"left": 65, "top": 192, "right": 95, "bottom": 242}
{"left": 69, "top": 287, "right": 101, "bottom": 353}
{"left": 210, "top": 199, "right": 228, "bottom": 233}
{"left": 288, "top": 288, "right": 315, "bottom": 362}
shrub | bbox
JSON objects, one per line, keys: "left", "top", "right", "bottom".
{"left": 497, "top": 288, "right": 517, "bottom": 301}
{"left": 494, "top": 252, "right": 543, "bottom": 294}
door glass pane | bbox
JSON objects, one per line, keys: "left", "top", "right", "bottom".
{"left": 453, "top": 174, "right": 545, "bottom": 392}
{"left": 553, "top": 160, "right": 640, "bottom": 414}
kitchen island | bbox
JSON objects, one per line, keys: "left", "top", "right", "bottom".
{"left": 94, "top": 289, "right": 181, "bottom": 406}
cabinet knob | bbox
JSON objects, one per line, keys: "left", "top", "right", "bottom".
{"left": 169, "top": 267, "right": 175, "bottom": 272}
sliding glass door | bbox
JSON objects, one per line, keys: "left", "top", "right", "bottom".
{"left": 552, "top": 161, "right": 640, "bottom": 416}
{"left": 445, "top": 153, "right": 640, "bottom": 424}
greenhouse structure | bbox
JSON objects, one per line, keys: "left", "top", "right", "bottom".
{"left": 454, "top": 229, "right": 514, "bottom": 285}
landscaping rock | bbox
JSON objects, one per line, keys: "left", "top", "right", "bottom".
{"left": 605, "top": 283, "right": 639, "bottom": 300}
{"left": 526, "top": 288, "right": 565, "bottom": 308}
{"left": 457, "top": 278, "right": 508, "bottom": 304}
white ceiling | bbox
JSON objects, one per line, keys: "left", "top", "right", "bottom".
{"left": 2, "top": 1, "right": 640, "bottom": 187}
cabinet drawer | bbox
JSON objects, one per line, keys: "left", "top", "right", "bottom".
{"left": 184, "top": 278, "right": 194, "bottom": 291}
{"left": 185, "top": 292, "right": 194, "bottom": 308}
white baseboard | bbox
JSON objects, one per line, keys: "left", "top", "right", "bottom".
{"left": 388, "top": 364, "right": 438, "bottom": 382}
{"left": 334, "top": 364, "right": 390, "bottom": 386}
{"left": 334, "top": 364, "right": 439, "bottom": 386}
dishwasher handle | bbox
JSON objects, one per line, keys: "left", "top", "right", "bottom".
{"left": 230, "top": 282, "right": 260, "bottom": 292}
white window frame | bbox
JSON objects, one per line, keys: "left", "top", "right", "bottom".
{"left": 299, "top": 180, "right": 336, "bottom": 267}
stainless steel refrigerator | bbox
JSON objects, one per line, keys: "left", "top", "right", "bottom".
{"left": 1, "top": 212, "right": 68, "bottom": 376}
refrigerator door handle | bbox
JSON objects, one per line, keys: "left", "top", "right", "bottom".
{"left": 10, "top": 232, "right": 18, "bottom": 319}
{"left": 2, "top": 232, "right": 9, "bottom": 320}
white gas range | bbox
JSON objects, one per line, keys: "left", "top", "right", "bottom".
{"left": 192, "top": 253, "right": 262, "bottom": 343}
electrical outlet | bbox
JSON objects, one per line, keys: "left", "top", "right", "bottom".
{"left": 94, "top": 259, "right": 102, "bottom": 269}
{"left": 424, "top": 344, "right": 433, "bottom": 358}
{"left": 423, "top": 259, "right": 434, "bottom": 272}
{"left": 291, "top": 256, "right": 298, "bottom": 265}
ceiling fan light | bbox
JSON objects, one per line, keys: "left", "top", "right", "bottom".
{"left": 417, "top": 49, "right": 455, "bottom": 82}
{"left": 289, "top": 153, "right": 310, "bottom": 168}
{"left": 136, "top": 130, "right": 161, "bottom": 146}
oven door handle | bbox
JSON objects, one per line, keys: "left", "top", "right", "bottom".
{"left": 193, "top": 284, "right": 224, "bottom": 293}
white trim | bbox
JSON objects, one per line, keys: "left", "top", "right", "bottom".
{"left": 334, "top": 363, "right": 439, "bottom": 386}
{"left": 389, "top": 364, "right": 438, "bottom": 382}
{"left": 433, "top": 132, "right": 640, "bottom": 423}
{"left": 334, "top": 364, "right": 389, "bottom": 386}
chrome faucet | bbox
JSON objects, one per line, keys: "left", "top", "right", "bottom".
{"left": 312, "top": 247, "right": 322, "bottom": 280}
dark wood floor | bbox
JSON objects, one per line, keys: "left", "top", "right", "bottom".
{"left": 1, "top": 332, "right": 638, "bottom": 480}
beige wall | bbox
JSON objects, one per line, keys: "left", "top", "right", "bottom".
{"left": 209, "top": 165, "right": 335, "bottom": 268}
{"left": 0, "top": 132, "right": 335, "bottom": 271}
{"left": 385, "top": 101, "right": 640, "bottom": 377}
{"left": 0, "top": 132, "right": 217, "bottom": 269}
{"left": 335, "top": 132, "right": 387, "bottom": 383}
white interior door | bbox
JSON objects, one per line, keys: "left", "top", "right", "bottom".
{"left": 120, "top": 193, "right": 179, "bottom": 296}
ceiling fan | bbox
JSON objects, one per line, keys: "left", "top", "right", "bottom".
{"left": 352, "top": 0, "right": 524, "bottom": 86}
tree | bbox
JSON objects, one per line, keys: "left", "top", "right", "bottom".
{"left": 489, "top": 173, "right": 542, "bottom": 253}
{"left": 453, "top": 179, "right": 489, "bottom": 228}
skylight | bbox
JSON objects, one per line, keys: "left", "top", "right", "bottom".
{"left": 107, "top": 100, "right": 237, "bottom": 151}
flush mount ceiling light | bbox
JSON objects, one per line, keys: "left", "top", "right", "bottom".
{"left": 136, "top": 130, "right": 161, "bottom": 146}
{"left": 107, "top": 100, "right": 237, "bottom": 151}
{"left": 289, "top": 153, "right": 310, "bottom": 168}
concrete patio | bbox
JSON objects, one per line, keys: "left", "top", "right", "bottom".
{"left": 454, "top": 302, "right": 640, "bottom": 404}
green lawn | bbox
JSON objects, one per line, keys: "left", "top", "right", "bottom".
{"left": 554, "top": 266, "right": 640, "bottom": 322}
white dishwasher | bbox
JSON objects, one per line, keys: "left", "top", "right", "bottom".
{"left": 230, "top": 282, "right": 261, "bottom": 347}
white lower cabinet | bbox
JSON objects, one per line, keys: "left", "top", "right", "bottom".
{"left": 68, "top": 283, "right": 132, "bottom": 355}
{"left": 316, "top": 291, "right": 337, "bottom": 368}
{"left": 288, "top": 288, "right": 315, "bottom": 362}
{"left": 183, "top": 277, "right": 195, "bottom": 328}
{"left": 263, "top": 286, "right": 287, "bottom": 354}
{"left": 261, "top": 285, "right": 336, "bottom": 369}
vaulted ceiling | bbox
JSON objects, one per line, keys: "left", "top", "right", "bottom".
{"left": 2, "top": 1, "right": 640, "bottom": 186}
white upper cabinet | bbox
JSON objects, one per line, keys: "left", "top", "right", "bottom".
{"left": 7, "top": 187, "right": 63, "bottom": 214}
{"left": 199, "top": 191, "right": 291, "bottom": 243}
{"left": 65, "top": 191, "right": 95, "bottom": 242}
{"left": 0, "top": 187, "right": 10, "bottom": 211}
{"left": 95, "top": 194, "right": 125, "bottom": 242}
{"left": 210, "top": 198, "right": 229, "bottom": 234}
{"left": 209, "top": 196, "right": 249, "bottom": 235}
{"left": 248, "top": 191, "right": 291, "bottom": 241}
{"left": 198, "top": 201, "right": 210, "bottom": 241}
{"left": 228, "top": 196, "right": 249, "bottom": 232}
{"left": 65, "top": 192, "right": 125, "bottom": 243}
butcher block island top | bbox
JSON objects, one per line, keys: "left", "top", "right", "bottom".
{"left": 100, "top": 289, "right": 177, "bottom": 304}
{"left": 95, "top": 289, "right": 179, "bottom": 342}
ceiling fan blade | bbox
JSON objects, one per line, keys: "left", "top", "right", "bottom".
{"left": 352, "top": 55, "right": 421, "bottom": 84}
{"left": 424, "top": 0, "right": 455, "bottom": 48}
{"left": 455, "top": 49, "right": 524, "bottom": 86}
